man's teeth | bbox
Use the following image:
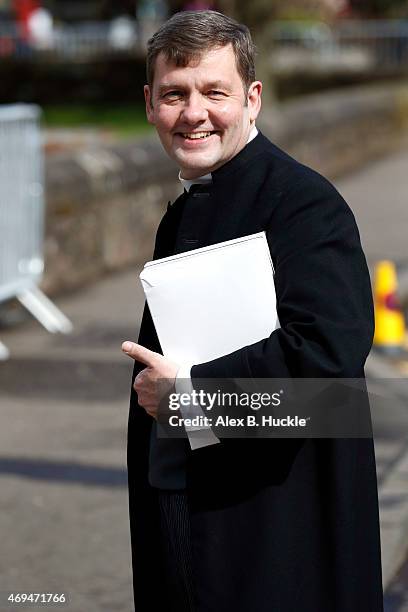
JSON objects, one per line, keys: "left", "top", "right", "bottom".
{"left": 182, "top": 132, "right": 212, "bottom": 139}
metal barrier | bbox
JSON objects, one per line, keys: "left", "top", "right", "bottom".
{"left": 271, "top": 20, "right": 408, "bottom": 75}
{"left": 0, "top": 19, "right": 140, "bottom": 61}
{"left": 0, "top": 104, "right": 72, "bottom": 360}
{"left": 1, "top": 17, "right": 408, "bottom": 68}
{"left": 336, "top": 20, "right": 408, "bottom": 70}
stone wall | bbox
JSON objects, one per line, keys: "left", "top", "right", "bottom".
{"left": 43, "top": 81, "right": 408, "bottom": 295}
{"left": 44, "top": 140, "right": 179, "bottom": 294}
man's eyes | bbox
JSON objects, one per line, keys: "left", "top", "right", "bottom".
{"left": 162, "top": 91, "right": 183, "bottom": 99}
{"left": 161, "top": 90, "right": 227, "bottom": 100}
{"left": 206, "top": 90, "right": 227, "bottom": 97}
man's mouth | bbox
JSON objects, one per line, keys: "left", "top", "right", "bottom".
{"left": 178, "top": 131, "right": 215, "bottom": 140}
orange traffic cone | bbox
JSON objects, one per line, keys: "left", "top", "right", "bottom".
{"left": 373, "top": 260, "right": 406, "bottom": 354}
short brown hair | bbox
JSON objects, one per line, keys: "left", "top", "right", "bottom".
{"left": 146, "top": 10, "right": 256, "bottom": 92}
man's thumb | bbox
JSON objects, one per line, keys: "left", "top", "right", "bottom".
{"left": 122, "top": 342, "right": 158, "bottom": 367}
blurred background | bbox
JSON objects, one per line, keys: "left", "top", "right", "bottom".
{"left": 1, "top": 1, "right": 408, "bottom": 610}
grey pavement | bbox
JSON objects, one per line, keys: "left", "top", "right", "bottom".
{"left": 0, "top": 272, "right": 143, "bottom": 612}
{"left": 0, "top": 144, "right": 408, "bottom": 611}
{"left": 336, "top": 146, "right": 408, "bottom": 268}
{"left": 336, "top": 146, "right": 408, "bottom": 602}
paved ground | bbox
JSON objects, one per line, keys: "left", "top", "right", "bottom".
{"left": 386, "top": 559, "right": 408, "bottom": 611}
{"left": 0, "top": 144, "right": 408, "bottom": 611}
{"left": 0, "top": 272, "right": 141, "bottom": 612}
{"left": 334, "top": 148, "right": 408, "bottom": 605}
{"left": 336, "top": 147, "right": 408, "bottom": 269}
{"left": 338, "top": 148, "right": 408, "bottom": 609}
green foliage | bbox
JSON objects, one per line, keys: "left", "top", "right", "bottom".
{"left": 41, "top": 104, "right": 153, "bottom": 137}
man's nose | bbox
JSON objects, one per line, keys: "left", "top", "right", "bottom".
{"left": 181, "top": 93, "right": 208, "bottom": 124}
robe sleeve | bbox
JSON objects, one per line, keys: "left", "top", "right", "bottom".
{"left": 191, "top": 173, "right": 374, "bottom": 383}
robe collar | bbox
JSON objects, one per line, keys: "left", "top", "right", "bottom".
{"left": 211, "top": 130, "right": 268, "bottom": 185}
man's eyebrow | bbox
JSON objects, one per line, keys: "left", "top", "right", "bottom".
{"left": 204, "top": 80, "right": 230, "bottom": 90}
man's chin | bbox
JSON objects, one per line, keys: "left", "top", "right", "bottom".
{"left": 177, "top": 158, "right": 219, "bottom": 179}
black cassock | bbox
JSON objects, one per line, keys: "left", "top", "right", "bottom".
{"left": 127, "top": 132, "right": 383, "bottom": 611}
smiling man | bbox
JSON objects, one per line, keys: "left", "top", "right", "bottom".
{"left": 124, "top": 10, "right": 383, "bottom": 612}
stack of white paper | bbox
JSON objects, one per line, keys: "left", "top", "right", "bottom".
{"left": 139, "top": 232, "right": 279, "bottom": 365}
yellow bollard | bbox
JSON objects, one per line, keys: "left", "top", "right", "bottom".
{"left": 373, "top": 260, "right": 406, "bottom": 354}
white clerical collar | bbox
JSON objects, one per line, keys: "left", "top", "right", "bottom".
{"left": 179, "top": 124, "right": 258, "bottom": 192}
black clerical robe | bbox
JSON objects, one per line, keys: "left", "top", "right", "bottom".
{"left": 127, "top": 132, "right": 383, "bottom": 611}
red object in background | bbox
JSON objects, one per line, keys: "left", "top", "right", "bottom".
{"left": 13, "top": 0, "right": 40, "bottom": 39}
{"left": 323, "top": 0, "right": 354, "bottom": 19}
{"left": 383, "top": 292, "right": 402, "bottom": 312}
{"left": 0, "top": 36, "right": 15, "bottom": 57}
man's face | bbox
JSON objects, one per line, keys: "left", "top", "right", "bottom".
{"left": 144, "top": 44, "right": 262, "bottom": 179}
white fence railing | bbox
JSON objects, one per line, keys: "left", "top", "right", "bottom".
{"left": 272, "top": 20, "right": 408, "bottom": 74}
{"left": 2, "top": 19, "right": 407, "bottom": 70}
{"left": 0, "top": 18, "right": 408, "bottom": 72}
{"left": 0, "top": 19, "right": 141, "bottom": 61}
{"left": 0, "top": 104, "right": 72, "bottom": 359}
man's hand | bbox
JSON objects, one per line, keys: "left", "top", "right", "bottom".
{"left": 122, "top": 341, "right": 179, "bottom": 420}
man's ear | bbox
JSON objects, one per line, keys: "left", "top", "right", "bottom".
{"left": 247, "top": 81, "right": 262, "bottom": 122}
{"left": 144, "top": 85, "right": 155, "bottom": 124}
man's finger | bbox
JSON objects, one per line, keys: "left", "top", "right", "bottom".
{"left": 122, "top": 341, "right": 158, "bottom": 367}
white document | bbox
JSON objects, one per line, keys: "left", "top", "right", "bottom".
{"left": 139, "top": 232, "right": 279, "bottom": 365}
